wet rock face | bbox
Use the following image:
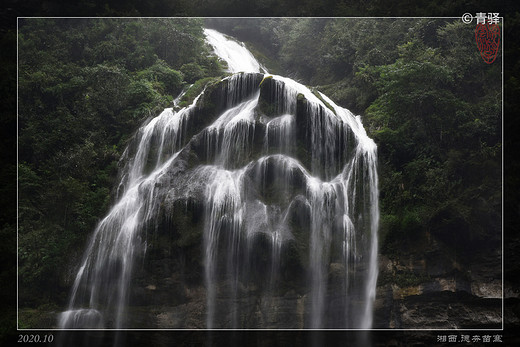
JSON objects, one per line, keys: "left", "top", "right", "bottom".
{"left": 374, "top": 232, "right": 503, "bottom": 329}
{"left": 79, "top": 72, "right": 379, "bottom": 329}
{"left": 124, "top": 280, "right": 359, "bottom": 329}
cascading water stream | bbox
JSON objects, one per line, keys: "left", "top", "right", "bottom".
{"left": 59, "top": 27, "right": 379, "bottom": 331}
{"left": 204, "top": 28, "right": 267, "bottom": 74}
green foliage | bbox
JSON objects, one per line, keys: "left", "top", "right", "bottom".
{"left": 17, "top": 18, "right": 226, "bottom": 314}
{"left": 128, "top": 79, "right": 160, "bottom": 105}
{"left": 360, "top": 20, "right": 501, "bottom": 259}
{"left": 278, "top": 18, "right": 328, "bottom": 83}
{"left": 178, "top": 76, "right": 219, "bottom": 108}
{"left": 137, "top": 60, "right": 183, "bottom": 95}
{"left": 180, "top": 62, "right": 206, "bottom": 83}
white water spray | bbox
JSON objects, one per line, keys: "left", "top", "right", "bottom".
{"left": 60, "top": 27, "right": 379, "bottom": 331}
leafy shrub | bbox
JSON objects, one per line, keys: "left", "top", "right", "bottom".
{"left": 180, "top": 62, "right": 205, "bottom": 83}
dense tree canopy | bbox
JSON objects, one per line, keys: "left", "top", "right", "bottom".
{"left": 17, "top": 18, "right": 224, "bottom": 312}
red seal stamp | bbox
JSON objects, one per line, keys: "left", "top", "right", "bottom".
{"left": 475, "top": 23, "right": 500, "bottom": 64}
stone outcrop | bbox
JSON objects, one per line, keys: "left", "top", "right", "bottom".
{"left": 374, "top": 232, "right": 503, "bottom": 329}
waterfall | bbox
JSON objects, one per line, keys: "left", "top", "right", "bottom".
{"left": 59, "top": 28, "right": 379, "bottom": 330}
{"left": 204, "top": 28, "right": 267, "bottom": 74}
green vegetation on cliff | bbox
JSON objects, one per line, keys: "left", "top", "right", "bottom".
{"left": 17, "top": 18, "right": 225, "bottom": 312}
